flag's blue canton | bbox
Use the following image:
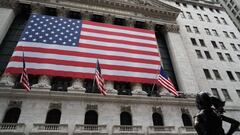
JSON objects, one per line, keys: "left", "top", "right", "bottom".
{"left": 20, "top": 14, "right": 82, "bottom": 46}
{"left": 160, "top": 67, "right": 169, "bottom": 80}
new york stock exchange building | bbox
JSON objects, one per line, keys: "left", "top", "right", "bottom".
{"left": 0, "top": 0, "right": 240, "bottom": 134}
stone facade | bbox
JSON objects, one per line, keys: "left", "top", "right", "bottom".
{"left": 0, "top": 0, "right": 240, "bottom": 135}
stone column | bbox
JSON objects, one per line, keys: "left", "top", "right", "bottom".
{"left": 0, "top": 73, "right": 16, "bottom": 87}
{"left": 163, "top": 24, "right": 199, "bottom": 94}
{"left": 0, "top": 1, "right": 16, "bottom": 45}
{"left": 31, "top": 3, "right": 43, "bottom": 14}
{"left": 105, "top": 81, "right": 117, "bottom": 94}
{"left": 132, "top": 83, "right": 147, "bottom": 96}
{"left": 81, "top": 11, "right": 91, "bottom": 20}
{"left": 126, "top": 18, "right": 135, "bottom": 27}
{"left": 68, "top": 78, "right": 86, "bottom": 92}
{"left": 105, "top": 14, "right": 114, "bottom": 24}
{"left": 32, "top": 75, "right": 51, "bottom": 89}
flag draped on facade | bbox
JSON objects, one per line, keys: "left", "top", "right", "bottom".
{"left": 20, "top": 52, "right": 31, "bottom": 92}
{"left": 6, "top": 14, "right": 161, "bottom": 84}
{"left": 95, "top": 60, "right": 107, "bottom": 95}
{"left": 157, "top": 66, "right": 178, "bottom": 96}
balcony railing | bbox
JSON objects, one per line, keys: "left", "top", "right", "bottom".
{"left": 148, "top": 126, "right": 176, "bottom": 134}
{"left": 112, "top": 125, "right": 143, "bottom": 134}
{"left": 29, "top": 123, "right": 68, "bottom": 135}
{"left": 178, "top": 126, "right": 197, "bottom": 135}
{"left": 0, "top": 123, "right": 25, "bottom": 135}
{"left": 73, "top": 124, "right": 108, "bottom": 135}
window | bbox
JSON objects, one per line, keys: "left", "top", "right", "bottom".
{"left": 225, "top": 53, "right": 233, "bottom": 62}
{"left": 193, "top": 26, "right": 200, "bottom": 33}
{"left": 211, "top": 88, "right": 220, "bottom": 98}
{"left": 204, "top": 15, "right": 211, "bottom": 22}
{"left": 203, "top": 69, "right": 212, "bottom": 79}
{"left": 199, "top": 39, "right": 206, "bottom": 47}
{"left": 191, "top": 38, "right": 197, "bottom": 46}
{"left": 199, "top": 6, "right": 204, "bottom": 10}
{"left": 120, "top": 112, "right": 132, "bottom": 125}
{"left": 230, "top": 0, "right": 235, "bottom": 5}
{"left": 238, "top": 44, "right": 240, "bottom": 50}
{"left": 182, "top": 113, "right": 192, "bottom": 126}
{"left": 197, "top": 14, "right": 203, "bottom": 21}
{"left": 114, "top": 82, "right": 132, "bottom": 95}
{"left": 214, "top": 16, "right": 221, "bottom": 24}
{"left": 217, "top": 52, "right": 225, "bottom": 61}
{"left": 84, "top": 110, "right": 98, "bottom": 125}
{"left": 45, "top": 109, "right": 61, "bottom": 124}
{"left": 212, "top": 29, "right": 219, "bottom": 36}
{"left": 185, "top": 25, "right": 192, "bottom": 32}
{"left": 183, "top": 3, "right": 187, "bottom": 7}
{"left": 221, "top": 89, "right": 231, "bottom": 101}
{"left": 209, "top": 8, "right": 214, "bottom": 12}
{"left": 221, "top": 18, "right": 228, "bottom": 25}
{"left": 205, "top": 28, "right": 211, "bottom": 35}
{"left": 235, "top": 72, "right": 240, "bottom": 81}
{"left": 230, "top": 32, "right": 237, "bottom": 39}
{"left": 236, "top": 90, "right": 240, "bottom": 98}
{"left": 223, "top": 31, "right": 230, "bottom": 38}
{"left": 204, "top": 51, "right": 212, "bottom": 59}
{"left": 180, "top": 11, "right": 185, "bottom": 18}
{"left": 193, "top": 5, "right": 198, "bottom": 9}
{"left": 234, "top": 5, "right": 239, "bottom": 12}
{"left": 196, "top": 50, "right": 203, "bottom": 58}
{"left": 230, "top": 43, "right": 237, "bottom": 51}
{"left": 211, "top": 41, "right": 218, "bottom": 48}
{"left": 226, "top": 71, "right": 235, "bottom": 81}
{"left": 152, "top": 113, "right": 164, "bottom": 126}
{"left": 216, "top": 9, "right": 220, "bottom": 13}
{"left": 219, "top": 42, "right": 226, "bottom": 49}
{"left": 213, "top": 69, "right": 222, "bottom": 80}
{"left": 2, "top": 108, "right": 21, "bottom": 123}
{"left": 175, "top": 2, "right": 180, "bottom": 6}
{"left": 186, "top": 12, "right": 193, "bottom": 19}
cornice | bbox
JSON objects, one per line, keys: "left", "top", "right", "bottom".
{"left": 14, "top": 0, "right": 180, "bottom": 24}
{"left": 0, "top": 87, "right": 196, "bottom": 106}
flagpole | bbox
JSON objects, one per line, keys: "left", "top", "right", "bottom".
{"left": 92, "top": 59, "right": 98, "bottom": 93}
{"left": 150, "top": 65, "right": 160, "bottom": 96}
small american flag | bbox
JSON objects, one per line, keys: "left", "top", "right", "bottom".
{"left": 95, "top": 60, "right": 107, "bottom": 95}
{"left": 20, "top": 52, "right": 31, "bottom": 92}
{"left": 157, "top": 66, "right": 178, "bottom": 96}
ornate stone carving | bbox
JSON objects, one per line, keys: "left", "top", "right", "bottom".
{"left": 132, "top": 83, "right": 147, "bottom": 95}
{"left": 105, "top": 81, "right": 117, "bottom": 94}
{"left": 68, "top": 78, "right": 86, "bottom": 92}
{"left": 164, "top": 24, "right": 180, "bottom": 33}
{"left": 32, "top": 75, "right": 51, "bottom": 89}
{"left": 0, "top": 73, "right": 16, "bottom": 87}
{"left": 8, "top": 100, "right": 22, "bottom": 108}
{"left": 86, "top": 104, "right": 98, "bottom": 111}
{"left": 121, "top": 106, "right": 131, "bottom": 113}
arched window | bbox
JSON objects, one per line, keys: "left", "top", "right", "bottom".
{"left": 84, "top": 110, "right": 98, "bottom": 125}
{"left": 120, "top": 112, "right": 132, "bottom": 125}
{"left": 2, "top": 107, "right": 21, "bottom": 123}
{"left": 152, "top": 112, "right": 164, "bottom": 126}
{"left": 182, "top": 113, "right": 193, "bottom": 126}
{"left": 45, "top": 109, "right": 61, "bottom": 124}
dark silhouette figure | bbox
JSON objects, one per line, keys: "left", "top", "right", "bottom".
{"left": 194, "top": 92, "right": 239, "bottom": 135}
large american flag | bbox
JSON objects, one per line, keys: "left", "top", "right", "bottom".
{"left": 157, "top": 66, "right": 178, "bottom": 96}
{"left": 95, "top": 60, "right": 106, "bottom": 95}
{"left": 6, "top": 14, "right": 161, "bottom": 84}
